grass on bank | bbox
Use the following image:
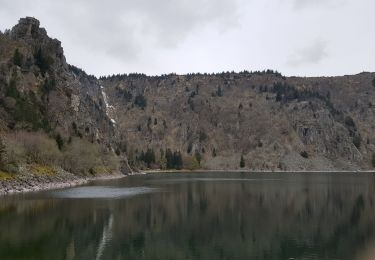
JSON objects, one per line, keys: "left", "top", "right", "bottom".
{"left": 0, "top": 171, "right": 13, "bottom": 180}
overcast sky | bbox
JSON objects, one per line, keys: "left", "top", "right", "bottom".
{"left": 0, "top": 0, "right": 374, "bottom": 77}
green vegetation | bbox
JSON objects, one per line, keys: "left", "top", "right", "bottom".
{"left": 134, "top": 94, "right": 147, "bottom": 109}
{"left": 4, "top": 77, "right": 49, "bottom": 131}
{"left": 199, "top": 131, "right": 208, "bottom": 142}
{"left": 12, "top": 48, "right": 23, "bottom": 67}
{"left": 187, "top": 143, "right": 193, "bottom": 154}
{"left": 0, "top": 137, "right": 7, "bottom": 171}
{"left": 55, "top": 134, "right": 64, "bottom": 150}
{"left": 195, "top": 151, "right": 202, "bottom": 166}
{"left": 217, "top": 86, "right": 223, "bottom": 97}
{"left": 138, "top": 148, "right": 156, "bottom": 168}
{"left": 300, "top": 151, "right": 309, "bottom": 159}
{"left": 166, "top": 149, "right": 183, "bottom": 170}
{"left": 344, "top": 116, "right": 356, "bottom": 129}
{"left": 34, "top": 47, "right": 54, "bottom": 75}
{"left": 353, "top": 135, "right": 362, "bottom": 149}
{"left": 240, "top": 155, "right": 245, "bottom": 168}
{"left": 42, "top": 76, "right": 56, "bottom": 94}
{"left": 135, "top": 148, "right": 185, "bottom": 170}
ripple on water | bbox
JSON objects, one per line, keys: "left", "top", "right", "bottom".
{"left": 51, "top": 186, "right": 158, "bottom": 199}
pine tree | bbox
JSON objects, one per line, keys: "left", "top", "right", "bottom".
{"left": 13, "top": 48, "right": 23, "bottom": 67}
{"left": 240, "top": 155, "right": 245, "bottom": 168}
{"left": 217, "top": 86, "right": 223, "bottom": 97}
{"left": 55, "top": 134, "right": 64, "bottom": 151}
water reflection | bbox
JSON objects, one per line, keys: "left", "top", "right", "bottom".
{"left": 0, "top": 173, "right": 375, "bottom": 260}
{"left": 52, "top": 186, "right": 158, "bottom": 199}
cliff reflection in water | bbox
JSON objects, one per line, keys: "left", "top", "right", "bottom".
{"left": 0, "top": 172, "right": 375, "bottom": 260}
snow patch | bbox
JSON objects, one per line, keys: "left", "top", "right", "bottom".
{"left": 100, "top": 86, "right": 116, "bottom": 124}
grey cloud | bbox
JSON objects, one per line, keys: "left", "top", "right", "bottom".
{"left": 288, "top": 40, "right": 328, "bottom": 66}
{"left": 41, "top": 0, "right": 240, "bottom": 60}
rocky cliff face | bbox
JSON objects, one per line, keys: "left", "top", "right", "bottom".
{"left": 1, "top": 17, "right": 374, "bottom": 172}
{"left": 101, "top": 72, "right": 375, "bottom": 171}
{"left": 0, "top": 17, "right": 115, "bottom": 147}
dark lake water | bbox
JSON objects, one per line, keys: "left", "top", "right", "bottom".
{"left": 1, "top": 172, "right": 375, "bottom": 260}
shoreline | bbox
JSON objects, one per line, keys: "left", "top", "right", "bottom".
{"left": 0, "top": 172, "right": 126, "bottom": 196}
{"left": 143, "top": 169, "right": 375, "bottom": 174}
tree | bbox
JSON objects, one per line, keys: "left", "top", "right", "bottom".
{"left": 55, "top": 134, "right": 64, "bottom": 151}
{"left": 199, "top": 131, "right": 208, "bottom": 142}
{"left": 195, "top": 151, "right": 202, "bottom": 165}
{"left": 13, "top": 48, "right": 23, "bottom": 67}
{"left": 276, "top": 92, "right": 282, "bottom": 102}
{"left": 344, "top": 116, "right": 356, "bottom": 129}
{"left": 134, "top": 94, "right": 147, "bottom": 109}
{"left": 212, "top": 148, "right": 217, "bottom": 157}
{"left": 34, "top": 47, "right": 53, "bottom": 75}
{"left": 240, "top": 155, "right": 245, "bottom": 168}
{"left": 217, "top": 86, "right": 223, "bottom": 97}
{"left": 187, "top": 143, "right": 193, "bottom": 154}
{"left": 166, "top": 149, "right": 173, "bottom": 169}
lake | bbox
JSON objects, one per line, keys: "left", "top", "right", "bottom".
{"left": 1, "top": 172, "right": 375, "bottom": 260}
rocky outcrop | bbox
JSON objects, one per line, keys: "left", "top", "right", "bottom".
{"left": 0, "top": 17, "right": 116, "bottom": 147}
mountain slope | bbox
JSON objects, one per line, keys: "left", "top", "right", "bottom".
{"left": 101, "top": 71, "right": 375, "bottom": 171}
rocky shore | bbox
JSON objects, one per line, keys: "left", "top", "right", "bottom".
{"left": 0, "top": 167, "right": 125, "bottom": 196}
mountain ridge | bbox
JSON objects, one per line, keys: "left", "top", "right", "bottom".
{"left": 0, "top": 17, "right": 374, "bottom": 173}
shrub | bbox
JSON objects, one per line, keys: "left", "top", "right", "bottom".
{"left": 63, "top": 138, "right": 101, "bottom": 174}
{"left": 353, "top": 135, "right": 362, "bottom": 149}
{"left": 344, "top": 116, "right": 356, "bottom": 129}
{"left": 1, "top": 132, "right": 119, "bottom": 175}
{"left": 300, "top": 151, "right": 309, "bottom": 159}
{"left": 4, "top": 131, "right": 61, "bottom": 166}
{"left": 0, "top": 137, "right": 7, "bottom": 171}
{"left": 199, "top": 131, "right": 208, "bottom": 142}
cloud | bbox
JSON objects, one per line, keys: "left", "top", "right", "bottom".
{"left": 288, "top": 40, "right": 328, "bottom": 66}
{"left": 293, "top": 0, "right": 346, "bottom": 9}
{"left": 6, "top": 0, "right": 240, "bottom": 61}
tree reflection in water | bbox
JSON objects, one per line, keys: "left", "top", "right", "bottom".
{"left": 0, "top": 172, "right": 375, "bottom": 260}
